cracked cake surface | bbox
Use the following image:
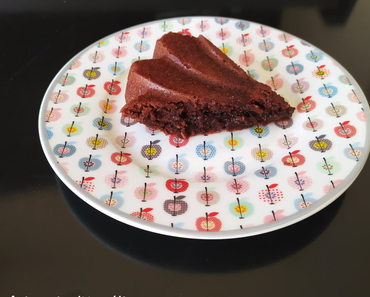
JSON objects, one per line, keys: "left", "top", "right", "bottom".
{"left": 121, "top": 32, "right": 295, "bottom": 138}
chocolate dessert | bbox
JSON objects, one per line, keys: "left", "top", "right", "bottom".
{"left": 121, "top": 32, "right": 294, "bottom": 138}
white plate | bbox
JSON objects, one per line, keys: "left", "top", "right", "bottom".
{"left": 39, "top": 16, "right": 370, "bottom": 239}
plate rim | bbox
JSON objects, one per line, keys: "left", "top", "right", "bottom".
{"left": 38, "top": 15, "right": 370, "bottom": 240}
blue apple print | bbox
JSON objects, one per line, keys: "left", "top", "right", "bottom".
{"left": 249, "top": 125, "right": 269, "bottom": 138}
{"left": 229, "top": 198, "right": 254, "bottom": 218}
{"left": 195, "top": 141, "right": 217, "bottom": 160}
{"left": 93, "top": 117, "right": 113, "bottom": 130}
{"left": 224, "top": 157, "right": 246, "bottom": 176}
{"left": 168, "top": 153, "right": 189, "bottom": 174}
{"left": 258, "top": 39, "right": 274, "bottom": 51}
{"left": 306, "top": 50, "right": 323, "bottom": 62}
{"left": 294, "top": 192, "right": 317, "bottom": 210}
{"left": 78, "top": 155, "right": 102, "bottom": 172}
{"left": 100, "top": 191, "right": 124, "bottom": 209}
{"left": 254, "top": 166, "right": 278, "bottom": 179}
{"left": 46, "top": 127, "right": 53, "bottom": 140}
{"left": 215, "top": 17, "right": 229, "bottom": 24}
{"left": 134, "top": 40, "right": 150, "bottom": 52}
{"left": 108, "top": 61, "right": 125, "bottom": 75}
{"left": 286, "top": 61, "right": 304, "bottom": 75}
{"left": 53, "top": 141, "right": 77, "bottom": 158}
{"left": 318, "top": 83, "right": 338, "bottom": 98}
{"left": 235, "top": 21, "right": 250, "bottom": 30}
{"left": 344, "top": 142, "right": 363, "bottom": 161}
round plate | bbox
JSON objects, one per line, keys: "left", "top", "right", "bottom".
{"left": 39, "top": 16, "right": 370, "bottom": 239}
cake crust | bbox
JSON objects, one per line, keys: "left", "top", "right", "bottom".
{"left": 121, "top": 32, "right": 295, "bottom": 138}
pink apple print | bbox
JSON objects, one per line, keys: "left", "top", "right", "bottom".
{"left": 216, "top": 28, "right": 231, "bottom": 39}
{"left": 115, "top": 131, "right": 136, "bottom": 148}
{"left": 196, "top": 20, "right": 210, "bottom": 31}
{"left": 46, "top": 108, "right": 62, "bottom": 122}
{"left": 134, "top": 183, "right": 158, "bottom": 202}
{"left": 59, "top": 162, "right": 68, "bottom": 174}
{"left": 323, "top": 179, "right": 343, "bottom": 193}
{"left": 239, "top": 50, "right": 255, "bottom": 66}
{"left": 111, "top": 46, "right": 127, "bottom": 58}
{"left": 266, "top": 74, "right": 284, "bottom": 90}
{"left": 195, "top": 166, "right": 217, "bottom": 183}
{"left": 302, "top": 117, "right": 324, "bottom": 132}
{"left": 137, "top": 27, "right": 152, "bottom": 38}
{"left": 256, "top": 25, "right": 271, "bottom": 37}
{"left": 264, "top": 210, "right": 285, "bottom": 223}
{"left": 356, "top": 110, "right": 366, "bottom": 122}
{"left": 347, "top": 91, "right": 361, "bottom": 103}
{"left": 282, "top": 45, "right": 299, "bottom": 58}
{"left": 278, "top": 33, "right": 293, "bottom": 42}
{"left": 226, "top": 179, "right": 249, "bottom": 194}
{"left": 50, "top": 91, "right": 69, "bottom": 103}
{"left": 115, "top": 31, "right": 130, "bottom": 43}
{"left": 76, "top": 177, "right": 95, "bottom": 193}
{"left": 287, "top": 171, "right": 313, "bottom": 190}
{"left": 291, "top": 77, "right": 309, "bottom": 93}
{"left": 88, "top": 51, "right": 105, "bottom": 63}
{"left": 178, "top": 28, "right": 191, "bottom": 36}
{"left": 277, "top": 134, "right": 298, "bottom": 149}
{"left": 69, "top": 58, "right": 81, "bottom": 69}
{"left": 104, "top": 170, "right": 128, "bottom": 188}
{"left": 99, "top": 99, "right": 117, "bottom": 114}
{"left": 76, "top": 85, "right": 95, "bottom": 98}
{"left": 236, "top": 33, "right": 252, "bottom": 46}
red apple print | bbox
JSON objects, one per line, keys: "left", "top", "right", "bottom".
{"left": 165, "top": 179, "right": 189, "bottom": 193}
{"left": 266, "top": 73, "right": 284, "bottom": 90}
{"left": 195, "top": 212, "right": 222, "bottom": 232}
{"left": 236, "top": 34, "right": 252, "bottom": 46}
{"left": 76, "top": 85, "right": 95, "bottom": 98}
{"left": 130, "top": 208, "right": 154, "bottom": 222}
{"left": 111, "top": 46, "right": 127, "bottom": 58}
{"left": 258, "top": 184, "right": 284, "bottom": 204}
{"left": 216, "top": 28, "right": 231, "bottom": 39}
{"left": 76, "top": 177, "right": 95, "bottom": 192}
{"left": 282, "top": 45, "right": 298, "bottom": 58}
{"left": 282, "top": 150, "right": 306, "bottom": 167}
{"left": 178, "top": 28, "right": 191, "bottom": 36}
{"left": 239, "top": 49, "right": 255, "bottom": 66}
{"left": 104, "top": 80, "right": 121, "bottom": 95}
{"left": 334, "top": 121, "right": 357, "bottom": 138}
{"left": 99, "top": 99, "right": 117, "bottom": 114}
{"left": 264, "top": 210, "right": 285, "bottom": 223}
{"left": 169, "top": 135, "right": 189, "bottom": 147}
{"left": 110, "top": 152, "right": 132, "bottom": 165}
{"left": 297, "top": 96, "right": 316, "bottom": 113}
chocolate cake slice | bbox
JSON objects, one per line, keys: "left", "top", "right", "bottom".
{"left": 121, "top": 33, "right": 294, "bottom": 138}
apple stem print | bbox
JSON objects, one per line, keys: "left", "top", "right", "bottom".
{"left": 271, "top": 210, "right": 277, "bottom": 221}
{"left": 348, "top": 144, "right": 360, "bottom": 161}
{"left": 66, "top": 121, "right": 75, "bottom": 137}
{"left": 59, "top": 141, "right": 68, "bottom": 158}
{"left": 266, "top": 184, "right": 277, "bottom": 204}
{"left": 307, "top": 117, "right": 317, "bottom": 132}
{"left": 322, "top": 158, "right": 333, "bottom": 175}
{"left": 294, "top": 172, "right": 304, "bottom": 191}
{"left": 74, "top": 103, "right": 81, "bottom": 117}
{"left": 54, "top": 90, "right": 61, "bottom": 104}
{"left": 46, "top": 108, "right": 54, "bottom": 122}
{"left": 236, "top": 198, "right": 245, "bottom": 219}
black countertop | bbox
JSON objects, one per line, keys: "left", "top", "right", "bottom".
{"left": 1, "top": 0, "right": 370, "bottom": 296}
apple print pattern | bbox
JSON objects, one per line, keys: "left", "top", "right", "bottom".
{"left": 41, "top": 17, "right": 369, "bottom": 237}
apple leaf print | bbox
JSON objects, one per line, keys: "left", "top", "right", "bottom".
{"left": 142, "top": 208, "right": 153, "bottom": 213}
{"left": 208, "top": 212, "right": 219, "bottom": 217}
{"left": 269, "top": 183, "right": 278, "bottom": 189}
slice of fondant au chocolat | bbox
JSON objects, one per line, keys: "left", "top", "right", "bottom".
{"left": 121, "top": 32, "right": 294, "bottom": 138}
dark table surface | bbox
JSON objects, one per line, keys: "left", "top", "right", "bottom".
{"left": 1, "top": 0, "right": 370, "bottom": 296}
